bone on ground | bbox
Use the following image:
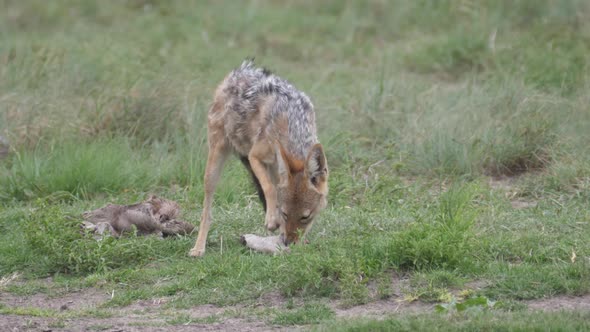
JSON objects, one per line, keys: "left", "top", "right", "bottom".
{"left": 240, "top": 234, "right": 289, "bottom": 254}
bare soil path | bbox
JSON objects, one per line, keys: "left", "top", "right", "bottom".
{"left": 3, "top": 285, "right": 590, "bottom": 331}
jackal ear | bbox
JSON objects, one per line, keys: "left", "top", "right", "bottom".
{"left": 276, "top": 145, "right": 290, "bottom": 186}
{"left": 306, "top": 144, "right": 328, "bottom": 188}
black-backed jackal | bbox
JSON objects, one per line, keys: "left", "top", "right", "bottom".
{"left": 189, "top": 60, "right": 328, "bottom": 257}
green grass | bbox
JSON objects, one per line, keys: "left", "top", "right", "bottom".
{"left": 1, "top": 0, "right": 590, "bottom": 330}
{"left": 271, "top": 302, "right": 334, "bottom": 326}
{"left": 315, "top": 311, "right": 590, "bottom": 332}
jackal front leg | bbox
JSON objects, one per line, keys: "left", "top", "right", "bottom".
{"left": 189, "top": 136, "right": 229, "bottom": 257}
{"left": 248, "top": 143, "right": 281, "bottom": 231}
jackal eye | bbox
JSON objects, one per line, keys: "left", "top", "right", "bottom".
{"left": 300, "top": 213, "right": 311, "bottom": 223}
{"left": 280, "top": 210, "right": 288, "bottom": 221}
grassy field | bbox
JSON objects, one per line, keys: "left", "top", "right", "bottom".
{"left": 1, "top": 0, "right": 590, "bottom": 330}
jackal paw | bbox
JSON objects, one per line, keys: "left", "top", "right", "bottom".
{"left": 188, "top": 247, "right": 205, "bottom": 257}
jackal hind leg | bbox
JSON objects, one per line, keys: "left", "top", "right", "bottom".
{"left": 189, "top": 133, "right": 230, "bottom": 257}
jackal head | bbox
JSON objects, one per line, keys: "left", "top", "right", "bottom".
{"left": 276, "top": 144, "right": 328, "bottom": 246}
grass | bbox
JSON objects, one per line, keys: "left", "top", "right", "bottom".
{"left": 271, "top": 302, "right": 334, "bottom": 326}
{"left": 315, "top": 311, "right": 590, "bottom": 332}
{"left": 1, "top": 0, "right": 590, "bottom": 330}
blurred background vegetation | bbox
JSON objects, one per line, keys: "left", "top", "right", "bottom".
{"left": 1, "top": 0, "right": 589, "bottom": 202}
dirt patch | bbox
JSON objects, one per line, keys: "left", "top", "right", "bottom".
{"left": 0, "top": 289, "right": 290, "bottom": 332}
{"left": 0, "top": 314, "right": 281, "bottom": 332}
{"left": 488, "top": 175, "right": 520, "bottom": 192}
{"left": 0, "top": 287, "right": 109, "bottom": 312}
{"left": 334, "top": 272, "right": 434, "bottom": 318}
{"left": 527, "top": 294, "right": 590, "bottom": 312}
{"left": 463, "top": 280, "right": 490, "bottom": 292}
{"left": 333, "top": 299, "right": 433, "bottom": 318}
{"left": 4, "top": 282, "right": 590, "bottom": 331}
{"left": 488, "top": 175, "right": 538, "bottom": 209}
{"left": 254, "top": 291, "right": 290, "bottom": 308}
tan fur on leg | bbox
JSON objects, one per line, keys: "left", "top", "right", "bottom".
{"left": 189, "top": 127, "right": 230, "bottom": 257}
